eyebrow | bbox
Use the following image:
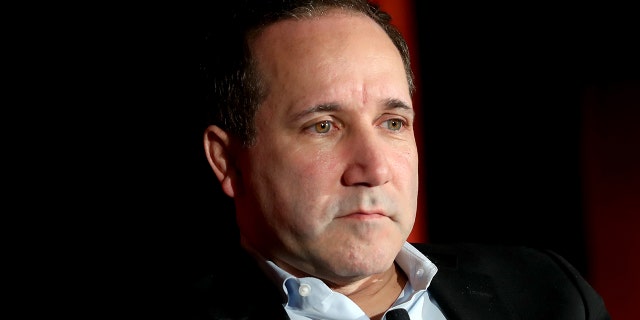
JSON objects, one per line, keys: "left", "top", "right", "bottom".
{"left": 383, "top": 98, "right": 414, "bottom": 116}
{"left": 292, "top": 98, "right": 414, "bottom": 121}
{"left": 292, "top": 103, "right": 341, "bottom": 122}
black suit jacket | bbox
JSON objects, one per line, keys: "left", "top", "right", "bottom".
{"left": 183, "top": 243, "right": 610, "bottom": 320}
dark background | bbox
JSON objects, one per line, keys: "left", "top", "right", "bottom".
{"left": 413, "top": 2, "right": 639, "bottom": 277}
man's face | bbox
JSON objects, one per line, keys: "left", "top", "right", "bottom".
{"left": 235, "top": 10, "right": 418, "bottom": 284}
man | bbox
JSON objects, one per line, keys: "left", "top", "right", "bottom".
{"left": 190, "top": 1, "right": 610, "bottom": 319}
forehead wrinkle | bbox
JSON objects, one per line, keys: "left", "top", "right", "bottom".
{"left": 361, "top": 85, "right": 368, "bottom": 105}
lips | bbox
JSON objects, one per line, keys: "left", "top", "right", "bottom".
{"left": 339, "top": 211, "right": 387, "bottom": 219}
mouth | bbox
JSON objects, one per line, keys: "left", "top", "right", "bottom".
{"left": 338, "top": 211, "right": 388, "bottom": 220}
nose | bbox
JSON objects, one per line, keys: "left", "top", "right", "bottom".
{"left": 341, "top": 129, "right": 392, "bottom": 187}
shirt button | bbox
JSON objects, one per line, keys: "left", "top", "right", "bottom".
{"left": 416, "top": 268, "right": 424, "bottom": 277}
{"left": 299, "top": 283, "right": 311, "bottom": 296}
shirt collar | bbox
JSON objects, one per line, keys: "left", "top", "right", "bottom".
{"left": 248, "top": 241, "right": 439, "bottom": 311}
{"left": 394, "top": 241, "right": 439, "bottom": 291}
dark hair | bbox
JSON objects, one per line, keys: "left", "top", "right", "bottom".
{"left": 199, "top": 0, "right": 414, "bottom": 146}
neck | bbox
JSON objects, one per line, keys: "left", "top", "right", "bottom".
{"left": 332, "top": 262, "right": 408, "bottom": 320}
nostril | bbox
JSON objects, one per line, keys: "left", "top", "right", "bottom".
{"left": 341, "top": 159, "right": 391, "bottom": 187}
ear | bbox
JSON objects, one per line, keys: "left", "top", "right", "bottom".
{"left": 204, "top": 125, "right": 240, "bottom": 198}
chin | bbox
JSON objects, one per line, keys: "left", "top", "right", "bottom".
{"left": 335, "top": 259, "right": 395, "bottom": 279}
{"left": 336, "top": 244, "right": 398, "bottom": 274}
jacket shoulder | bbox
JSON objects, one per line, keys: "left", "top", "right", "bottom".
{"left": 180, "top": 247, "right": 290, "bottom": 320}
{"left": 411, "top": 243, "right": 610, "bottom": 320}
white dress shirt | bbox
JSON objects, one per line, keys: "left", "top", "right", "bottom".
{"left": 256, "top": 242, "right": 447, "bottom": 320}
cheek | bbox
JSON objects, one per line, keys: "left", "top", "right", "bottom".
{"left": 260, "top": 151, "right": 340, "bottom": 240}
{"left": 250, "top": 142, "right": 340, "bottom": 206}
{"left": 392, "top": 147, "right": 420, "bottom": 217}
{"left": 284, "top": 149, "right": 340, "bottom": 205}
{"left": 392, "top": 145, "right": 419, "bottom": 177}
{"left": 280, "top": 141, "right": 340, "bottom": 180}
{"left": 287, "top": 149, "right": 341, "bottom": 204}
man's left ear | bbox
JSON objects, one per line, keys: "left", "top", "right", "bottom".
{"left": 203, "top": 125, "right": 240, "bottom": 198}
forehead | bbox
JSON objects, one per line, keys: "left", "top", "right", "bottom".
{"left": 251, "top": 10, "right": 386, "bottom": 59}
{"left": 249, "top": 10, "right": 410, "bottom": 108}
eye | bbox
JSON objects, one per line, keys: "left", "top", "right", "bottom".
{"left": 383, "top": 118, "right": 404, "bottom": 131}
{"left": 314, "top": 120, "right": 332, "bottom": 133}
